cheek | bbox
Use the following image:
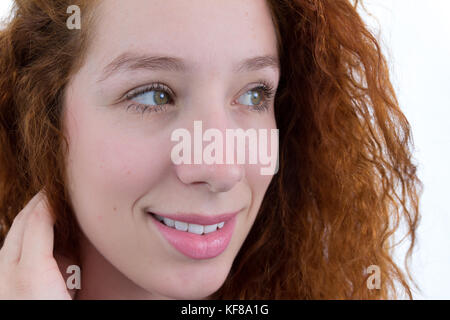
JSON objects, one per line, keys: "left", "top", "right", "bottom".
{"left": 244, "top": 119, "right": 278, "bottom": 201}
{"left": 68, "top": 136, "right": 171, "bottom": 207}
{"left": 245, "top": 162, "right": 274, "bottom": 218}
{"left": 89, "top": 137, "right": 169, "bottom": 196}
{"left": 63, "top": 104, "right": 173, "bottom": 225}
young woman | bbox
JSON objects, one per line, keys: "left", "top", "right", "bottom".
{"left": 0, "top": 0, "right": 422, "bottom": 299}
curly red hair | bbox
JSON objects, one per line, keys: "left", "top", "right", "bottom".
{"left": 0, "top": 0, "right": 422, "bottom": 299}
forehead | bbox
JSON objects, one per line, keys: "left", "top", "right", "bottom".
{"left": 88, "top": 0, "right": 279, "bottom": 72}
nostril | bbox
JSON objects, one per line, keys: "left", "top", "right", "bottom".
{"left": 174, "top": 162, "right": 244, "bottom": 192}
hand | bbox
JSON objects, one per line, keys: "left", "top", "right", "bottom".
{"left": 0, "top": 190, "right": 73, "bottom": 299}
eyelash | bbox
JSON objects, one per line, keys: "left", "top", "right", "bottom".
{"left": 123, "top": 80, "right": 276, "bottom": 115}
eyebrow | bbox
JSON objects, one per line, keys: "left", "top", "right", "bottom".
{"left": 98, "top": 52, "right": 280, "bottom": 82}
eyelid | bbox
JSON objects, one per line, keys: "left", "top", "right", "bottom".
{"left": 233, "top": 80, "right": 276, "bottom": 104}
{"left": 121, "top": 79, "right": 275, "bottom": 102}
{"left": 122, "top": 82, "right": 176, "bottom": 102}
{"left": 247, "top": 79, "right": 274, "bottom": 97}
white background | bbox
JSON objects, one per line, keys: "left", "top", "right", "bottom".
{"left": 1, "top": 0, "right": 449, "bottom": 299}
{"left": 358, "top": 0, "right": 450, "bottom": 299}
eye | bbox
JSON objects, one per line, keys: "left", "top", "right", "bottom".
{"left": 124, "top": 83, "right": 175, "bottom": 114}
{"left": 122, "top": 80, "right": 276, "bottom": 115}
{"left": 134, "top": 89, "right": 170, "bottom": 106}
{"left": 237, "top": 88, "right": 264, "bottom": 106}
{"left": 234, "top": 81, "right": 276, "bottom": 112}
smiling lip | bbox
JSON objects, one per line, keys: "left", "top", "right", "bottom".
{"left": 146, "top": 210, "right": 240, "bottom": 260}
{"left": 147, "top": 211, "right": 238, "bottom": 225}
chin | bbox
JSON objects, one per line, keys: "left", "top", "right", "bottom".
{"left": 146, "top": 257, "right": 232, "bottom": 300}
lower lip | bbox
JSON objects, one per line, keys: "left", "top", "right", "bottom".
{"left": 148, "top": 213, "right": 237, "bottom": 260}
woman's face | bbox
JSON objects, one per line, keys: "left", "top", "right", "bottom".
{"left": 63, "top": 0, "right": 280, "bottom": 299}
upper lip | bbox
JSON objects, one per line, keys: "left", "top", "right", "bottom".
{"left": 147, "top": 210, "right": 241, "bottom": 225}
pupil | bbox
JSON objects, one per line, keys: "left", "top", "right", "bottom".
{"left": 251, "top": 90, "right": 261, "bottom": 104}
{"left": 155, "top": 91, "right": 167, "bottom": 104}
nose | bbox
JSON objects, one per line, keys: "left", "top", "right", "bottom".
{"left": 175, "top": 162, "right": 244, "bottom": 193}
{"left": 172, "top": 83, "right": 247, "bottom": 192}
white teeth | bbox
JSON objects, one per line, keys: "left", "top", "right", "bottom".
{"left": 163, "top": 217, "right": 175, "bottom": 227}
{"left": 174, "top": 220, "right": 188, "bottom": 231}
{"left": 204, "top": 224, "right": 218, "bottom": 234}
{"left": 154, "top": 214, "right": 225, "bottom": 235}
{"left": 188, "top": 224, "right": 204, "bottom": 235}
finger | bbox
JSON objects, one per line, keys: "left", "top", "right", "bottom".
{"left": 0, "top": 191, "right": 46, "bottom": 264}
{"left": 19, "top": 193, "right": 56, "bottom": 266}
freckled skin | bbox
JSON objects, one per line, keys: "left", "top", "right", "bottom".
{"left": 63, "top": 0, "right": 280, "bottom": 299}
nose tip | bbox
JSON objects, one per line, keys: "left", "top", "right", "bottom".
{"left": 175, "top": 162, "right": 244, "bottom": 193}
